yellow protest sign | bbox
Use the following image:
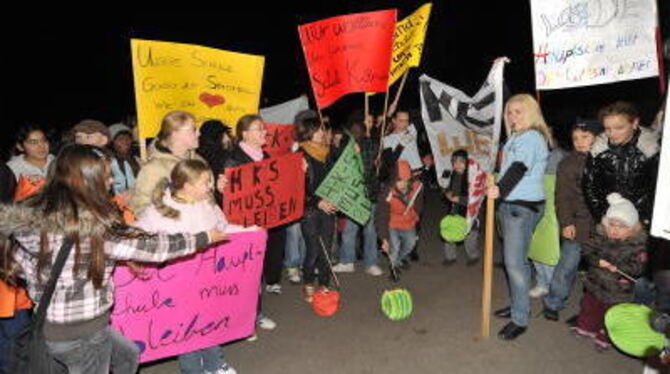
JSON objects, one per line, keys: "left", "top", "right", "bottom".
{"left": 389, "top": 3, "right": 432, "bottom": 86}
{"left": 131, "top": 39, "right": 264, "bottom": 138}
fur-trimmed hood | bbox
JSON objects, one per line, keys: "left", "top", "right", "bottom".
{"left": 0, "top": 203, "right": 99, "bottom": 239}
{"left": 590, "top": 126, "right": 659, "bottom": 158}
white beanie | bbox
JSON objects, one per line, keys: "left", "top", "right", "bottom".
{"left": 604, "top": 193, "right": 639, "bottom": 227}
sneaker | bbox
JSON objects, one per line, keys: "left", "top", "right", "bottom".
{"left": 593, "top": 337, "right": 611, "bottom": 352}
{"left": 265, "top": 284, "right": 282, "bottom": 294}
{"left": 332, "top": 263, "right": 355, "bottom": 273}
{"left": 207, "top": 364, "right": 238, "bottom": 374}
{"left": 543, "top": 307, "right": 559, "bottom": 321}
{"left": 258, "top": 316, "right": 277, "bottom": 330}
{"left": 246, "top": 333, "right": 258, "bottom": 342}
{"left": 303, "top": 284, "right": 316, "bottom": 303}
{"left": 286, "top": 267, "right": 301, "bottom": 284}
{"left": 528, "top": 286, "right": 549, "bottom": 298}
{"left": 365, "top": 265, "right": 383, "bottom": 276}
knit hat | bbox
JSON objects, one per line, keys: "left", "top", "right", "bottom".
{"left": 573, "top": 118, "right": 603, "bottom": 136}
{"left": 108, "top": 123, "right": 132, "bottom": 140}
{"left": 604, "top": 193, "right": 639, "bottom": 227}
{"left": 72, "top": 119, "right": 110, "bottom": 139}
{"left": 397, "top": 160, "right": 412, "bottom": 181}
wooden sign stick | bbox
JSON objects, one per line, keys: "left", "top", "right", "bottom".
{"left": 481, "top": 174, "right": 496, "bottom": 338}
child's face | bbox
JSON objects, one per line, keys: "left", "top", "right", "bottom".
{"left": 604, "top": 218, "right": 635, "bottom": 240}
{"left": 75, "top": 132, "right": 109, "bottom": 147}
{"left": 603, "top": 114, "right": 638, "bottom": 145}
{"left": 182, "top": 172, "right": 212, "bottom": 202}
{"left": 452, "top": 158, "right": 466, "bottom": 174}
{"left": 395, "top": 179, "right": 408, "bottom": 191}
{"left": 572, "top": 129, "right": 596, "bottom": 153}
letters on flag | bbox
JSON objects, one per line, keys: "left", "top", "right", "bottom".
{"left": 420, "top": 59, "right": 507, "bottom": 231}
{"left": 131, "top": 39, "right": 264, "bottom": 138}
{"left": 389, "top": 3, "right": 432, "bottom": 86}
{"left": 298, "top": 10, "right": 396, "bottom": 109}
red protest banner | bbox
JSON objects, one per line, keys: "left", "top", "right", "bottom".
{"left": 224, "top": 152, "right": 304, "bottom": 228}
{"left": 298, "top": 9, "right": 396, "bottom": 109}
{"left": 263, "top": 123, "right": 294, "bottom": 158}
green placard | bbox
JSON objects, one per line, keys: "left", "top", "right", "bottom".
{"left": 528, "top": 175, "right": 560, "bottom": 265}
{"left": 316, "top": 138, "right": 371, "bottom": 225}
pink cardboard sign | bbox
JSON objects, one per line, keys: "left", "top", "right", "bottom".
{"left": 111, "top": 230, "right": 267, "bottom": 363}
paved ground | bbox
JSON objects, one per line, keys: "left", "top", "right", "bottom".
{"left": 141, "top": 189, "right": 650, "bottom": 374}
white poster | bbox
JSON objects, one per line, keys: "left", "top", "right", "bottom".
{"left": 259, "top": 95, "right": 309, "bottom": 124}
{"left": 651, "top": 80, "right": 670, "bottom": 241}
{"left": 420, "top": 58, "right": 507, "bottom": 230}
{"left": 530, "top": 0, "right": 659, "bottom": 90}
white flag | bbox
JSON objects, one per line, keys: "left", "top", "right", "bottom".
{"left": 260, "top": 96, "right": 309, "bottom": 124}
{"left": 420, "top": 58, "right": 507, "bottom": 231}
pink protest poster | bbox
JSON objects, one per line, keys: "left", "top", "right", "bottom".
{"left": 111, "top": 230, "right": 267, "bottom": 363}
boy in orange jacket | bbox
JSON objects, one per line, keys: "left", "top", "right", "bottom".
{"left": 376, "top": 160, "right": 424, "bottom": 269}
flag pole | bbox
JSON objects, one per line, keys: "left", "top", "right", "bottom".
{"left": 481, "top": 174, "right": 495, "bottom": 338}
{"left": 365, "top": 92, "right": 370, "bottom": 122}
{"left": 390, "top": 70, "right": 410, "bottom": 116}
{"left": 376, "top": 90, "right": 391, "bottom": 174}
{"left": 139, "top": 137, "right": 148, "bottom": 163}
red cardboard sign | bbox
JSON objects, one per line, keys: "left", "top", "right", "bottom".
{"left": 298, "top": 9, "right": 396, "bottom": 109}
{"left": 263, "top": 123, "right": 294, "bottom": 158}
{"left": 224, "top": 153, "right": 305, "bottom": 228}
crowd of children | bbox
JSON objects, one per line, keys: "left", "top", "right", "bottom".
{"left": 0, "top": 92, "right": 667, "bottom": 373}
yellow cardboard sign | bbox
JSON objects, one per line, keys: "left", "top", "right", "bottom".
{"left": 389, "top": 3, "right": 432, "bottom": 86}
{"left": 131, "top": 39, "right": 264, "bottom": 138}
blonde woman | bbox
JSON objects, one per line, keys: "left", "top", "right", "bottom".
{"left": 488, "top": 94, "right": 551, "bottom": 340}
{"left": 131, "top": 111, "right": 208, "bottom": 215}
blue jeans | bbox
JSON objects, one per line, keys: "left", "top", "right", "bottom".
{"left": 339, "top": 203, "right": 378, "bottom": 268}
{"left": 533, "top": 262, "right": 555, "bottom": 290}
{"left": 498, "top": 202, "right": 544, "bottom": 327}
{"left": 178, "top": 345, "right": 227, "bottom": 374}
{"left": 46, "top": 327, "right": 139, "bottom": 374}
{"left": 0, "top": 309, "right": 31, "bottom": 374}
{"left": 389, "top": 228, "right": 417, "bottom": 267}
{"left": 284, "top": 221, "right": 306, "bottom": 269}
{"left": 544, "top": 239, "right": 582, "bottom": 311}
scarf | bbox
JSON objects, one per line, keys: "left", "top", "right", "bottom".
{"left": 239, "top": 141, "right": 264, "bottom": 162}
{"left": 300, "top": 141, "right": 329, "bottom": 163}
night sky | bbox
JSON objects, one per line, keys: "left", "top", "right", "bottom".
{"left": 1, "top": 2, "right": 669, "bottom": 155}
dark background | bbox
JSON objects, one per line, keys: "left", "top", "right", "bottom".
{"left": 1, "top": 1, "right": 669, "bottom": 155}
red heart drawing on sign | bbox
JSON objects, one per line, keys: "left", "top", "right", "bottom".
{"left": 199, "top": 92, "right": 225, "bottom": 108}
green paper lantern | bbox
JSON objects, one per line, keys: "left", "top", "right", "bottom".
{"left": 605, "top": 303, "right": 666, "bottom": 358}
{"left": 381, "top": 288, "right": 413, "bottom": 321}
{"left": 440, "top": 215, "right": 467, "bottom": 243}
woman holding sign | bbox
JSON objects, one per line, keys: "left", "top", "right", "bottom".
{"left": 0, "top": 145, "right": 226, "bottom": 374}
{"left": 488, "top": 94, "right": 551, "bottom": 341}
{"left": 223, "top": 114, "right": 280, "bottom": 331}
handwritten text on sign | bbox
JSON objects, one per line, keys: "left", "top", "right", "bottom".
{"left": 112, "top": 230, "right": 267, "bottom": 363}
{"left": 298, "top": 9, "right": 396, "bottom": 109}
{"left": 263, "top": 123, "right": 294, "bottom": 158}
{"left": 530, "top": 0, "right": 658, "bottom": 90}
{"left": 131, "top": 39, "right": 264, "bottom": 138}
{"left": 316, "top": 138, "right": 371, "bottom": 225}
{"left": 224, "top": 153, "right": 305, "bottom": 228}
{"left": 389, "top": 3, "right": 431, "bottom": 86}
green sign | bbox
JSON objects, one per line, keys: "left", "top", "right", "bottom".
{"left": 316, "top": 138, "right": 371, "bottom": 225}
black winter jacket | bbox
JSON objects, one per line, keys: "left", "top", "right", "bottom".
{"left": 582, "top": 127, "right": 659, "bottom": 227}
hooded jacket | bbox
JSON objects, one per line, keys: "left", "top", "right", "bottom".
{"left": 131, "top": 143, "right": 206, "bottom": 215}
{"left": 582, "top": 127, "right": 659, "bottom": 227}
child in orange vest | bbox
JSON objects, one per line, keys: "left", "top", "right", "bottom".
{"left": 376, "top": 160, "right": 424, "bottom": 268}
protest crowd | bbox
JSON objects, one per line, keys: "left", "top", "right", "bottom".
{"left": 1, "top": 4, "right": 670, "bottom": 374}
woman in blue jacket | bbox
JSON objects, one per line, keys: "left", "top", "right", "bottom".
{"left": 488, "top": 94, "right": 552, "bottom": 340}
